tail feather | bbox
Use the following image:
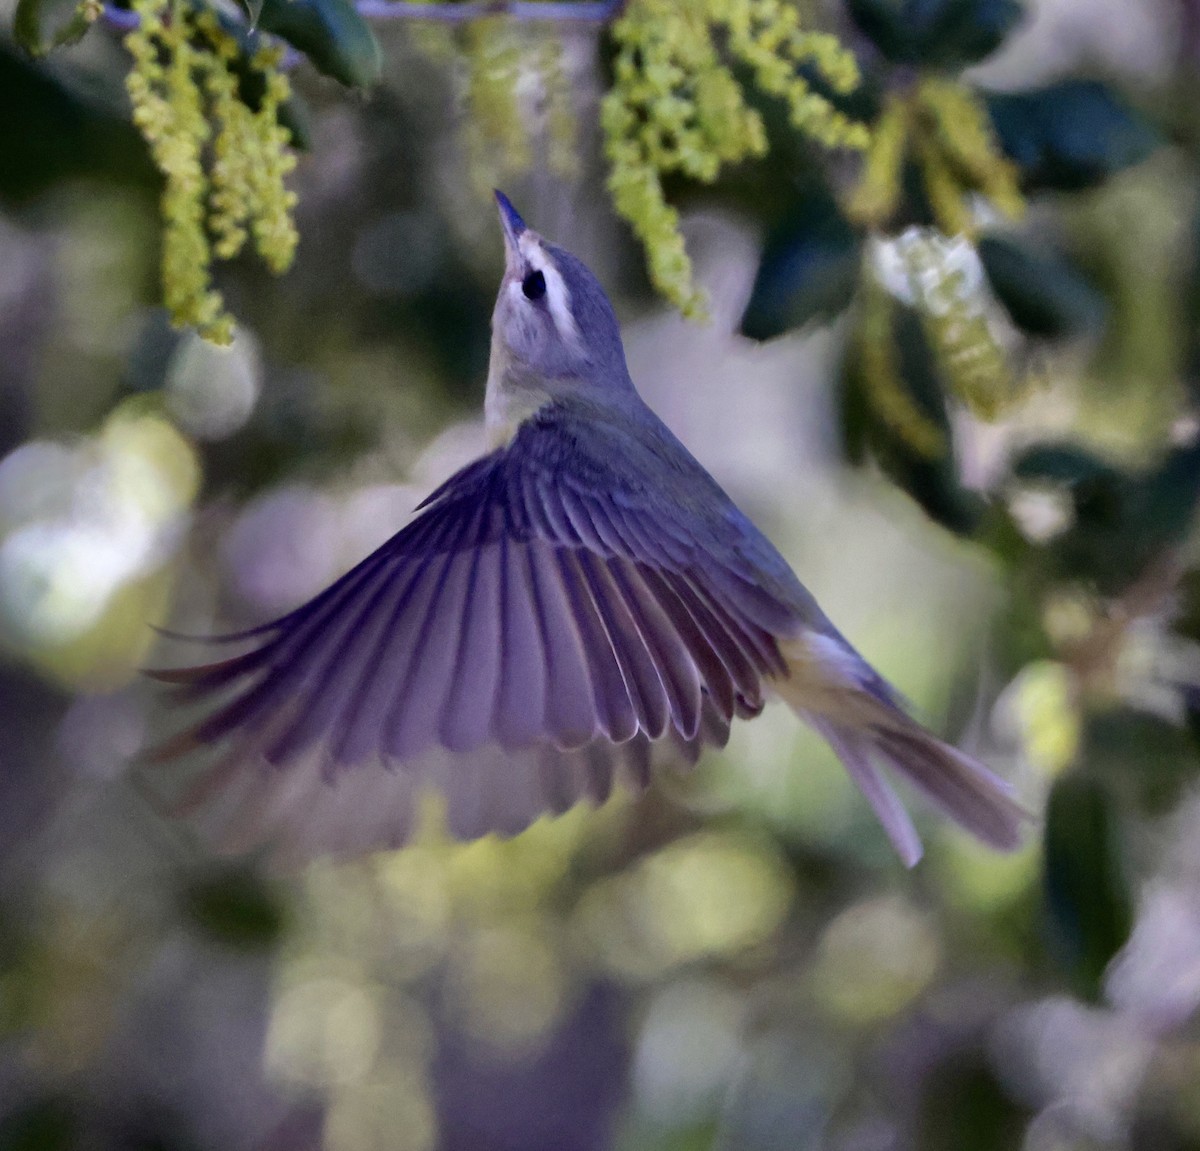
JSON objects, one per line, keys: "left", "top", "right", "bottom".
{"left": 775, "top": 635, "right": 1031, "bottom": 866}
{"left": 805, "top": 712, "right": 1029, "bottom": 866}
{"left": 874, "top": 722, "right": 1027, "bottom": 852}
{"left": 813, "top": 720, "right": 924, "bottom": 867}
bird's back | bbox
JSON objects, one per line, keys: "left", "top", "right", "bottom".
{"left": 501, "top": 392, "right": 832, "bottom": 637}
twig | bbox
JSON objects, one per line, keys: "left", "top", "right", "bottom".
{"left": 102, "top": 0, "right": 623, "bottom": 34}
{"left": 103, "top": 4, "right": 138, "bottom": 30}
{"left": 354, "top": 1, "right": 622, "bottom": 21}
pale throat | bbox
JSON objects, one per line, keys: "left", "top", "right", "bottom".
{"left": 485, "top": 337, "right": 551, "bottom": 448}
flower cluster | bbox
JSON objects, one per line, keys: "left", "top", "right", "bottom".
{"left": 602, "top": 0, "right": 868, "bottom": 317}
{"left": 897, "top": 228, "right": 1017, "bottom": 421}
{"left": 415, "top": 19, "right": 578, "bottom": 200}
{"left": 847, "top": 76, "right": 1023, "bottom": 237}
{"left": 462, "top": 18, "right": 532, "bottom": 197}
{"left": 124, "top": 0, "right": 298, "bottom": 344}
{"left": 859, "top": 227, "right": 1021, "bottom": 454}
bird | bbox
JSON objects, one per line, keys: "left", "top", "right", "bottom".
{"left": 146, "top": 191, "right": 1029, "bottom": 867}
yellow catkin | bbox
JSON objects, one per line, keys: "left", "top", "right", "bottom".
{"left": 245, "top": 47, "right": 300, "bottom": 273}
{"left": 462, "top": 17, "right": 531, "bottom": 198}
{"left": 123, "top": 0, "right": 297, "bottom": 343}
{"left": 845, "top": 92, "right": 909, "bottom": 228}
{"left": 603, "top": 0, "right": 867, "bottom": 316}
{"left": 847, "top": 77, "right": 1025, "bottom": 236}
{"left": 899, "top": 231, "right": 1017, "bottom": 421}
{"left": 914, "top": 131, "right": 976, "bottom": 239}
{"left": 537, "top": 36, "right": 579, "bottom": 180}
{"left": 916, "top": 76, "right": 1024, "bottom": 222}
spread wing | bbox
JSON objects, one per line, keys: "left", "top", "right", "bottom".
{"left": 146, "top": 402, "right": 802, "bottom": 860}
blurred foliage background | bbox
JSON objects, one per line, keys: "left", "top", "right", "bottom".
{"left": 3, "top": 0, "right": 1200, "bottom": 1148}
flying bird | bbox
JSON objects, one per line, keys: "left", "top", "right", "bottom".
{"left": 147, "top": 192, "right": 1028, "bottom": 866}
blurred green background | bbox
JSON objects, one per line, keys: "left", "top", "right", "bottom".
{"left": 3, "top": 0, "right": 1200, "bottom": 1148}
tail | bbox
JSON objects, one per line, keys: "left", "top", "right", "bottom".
{"left": 773, "top": 636, "right": 1030, "bottom": 867}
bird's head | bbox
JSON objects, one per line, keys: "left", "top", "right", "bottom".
{"left": 488, "top": 192, "right": 633, "bottom": 413}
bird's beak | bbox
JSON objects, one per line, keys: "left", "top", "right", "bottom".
{"left": 494, "top": 190, "right": 526, "bottom": 265}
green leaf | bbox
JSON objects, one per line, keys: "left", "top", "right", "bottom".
{"left": 838, "top": 341, "right": 872, "bottom": 468}
{"left": 1135, "top": 440, "right": 1200, "bottom": 555}
{"left": 0, "top": 1097, "right": 76, "bottom": 1151}
{"left": 978, "top": 234, "right": 1107, "bottom": 339}
{"left": 183, "top": 869, "right": 287, "bottom": 952}
{"left": 1176, "top": 569, "right": 1200, "bottom": 646}
{"left": 1083, "top": 709, "right": 1200, "bottom": 815}
{"left": 986, "top": 80, "right": 1161, "bottom": 192}
{"left": 1011, "top": 442, "right": 1121, "bottom": 487}
{"left": 13, "top": 0, "right": 94, "bottom": 56}
{"left": 1011, "top": 440, "right": 1200, "bottom": 593}
{"left": 1185, "top": 200, "right": 1200, "bottom": 395}
{"left": 914, "top": 0, "right": 1025, "bottom": 67}
{"left": 846, "top": 0, "right": 1023, "bottom": 67}
{"left": 740, "top": 199, "right": 861, "bottom": 340}
{"left": 257, "top": 0, "right": 382, "bottom": 88}
{"left": 276, "top": 89, "right": 314, "bottom": 152}
{"left": 840, "top": 305, "right": 984, "bottom": 534}
{"left": 0, "top": 43, "right": 155, "bottom": 208}
{"left": 1043, "top": 772, "right": 1133, "bottom": 1001}
{"left": 918, "top": 1055, "right": 1029, "bottom": 1151}
{"left": 886, "top": 303, "right": 984, "bottom": 533}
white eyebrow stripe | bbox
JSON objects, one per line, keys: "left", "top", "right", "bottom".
{"left": 519, "top": 235, "right": 582, "bottom": 352}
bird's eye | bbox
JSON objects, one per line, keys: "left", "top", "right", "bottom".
{"left": 521, "top": 270, "right": 546, "bottom": 301}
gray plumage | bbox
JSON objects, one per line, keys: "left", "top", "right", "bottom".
{"left": 146, "top": 192, "right": 1029, "bottom": 866}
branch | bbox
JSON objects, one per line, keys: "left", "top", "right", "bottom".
{"left": 103, "top": 5, "right": 137, "bottom": 29}
{"left": 102, "top": 0, "right": 623, "bottom": 33}
{"left": 354, "top": 1, "right": 622, "bottom": 20}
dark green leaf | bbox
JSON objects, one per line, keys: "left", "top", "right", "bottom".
{"left": 1011, "top": 442, "right": 1121, "bottom": 487}
{"left": 1083, "top": 709, "right": 1199, "bottom": 814}
{"left": 1185, "top": 199, "right": 1200, "bottom": 400}
{"left": 13, "top": 0, "right": 94, "bottom": 56}
{"left": 978, "top": 234, "right": 1107, "bottom": 339}
{"left": 257, "top": 0, "right": 382, "bottom": 88}
{"left": 838, "top": 342, "right": 872, "bottom": 468}
{"left": 276, "top": 89, "right": 314, "bottom": 152}
{"left": 183, "top": 869, "right": 287, "bottom": 952}
{"left": 886, "top": 304, "right": 984, "bottom": 533}
{"left": 839, "top": 305, "right": 984, "bottom": 534}
{"left": 0, "top": 43, "right": 156, "bottom": 208}
{"left": 1011, "top": 441, "right": 1200, "bottom": 593}
{"left": 912, "top": 0, "right": 1024, "bottom": 67}
{"left": 988, "top": 573, "right": 1056, "bottom": 673}
{"left": 0, "top": 1097, "right": 76, "bottom": 1151}
{"left": 847, "top": 0, "right": 1023, "bottom": 66}
{"left": 986, "top": 80, "right": 1161, "bottom": 192}
{"left": 1136, "top": 440, "right": 1200, "bottom": 555}
{"left": 1177, "top": 569, "right": 1200, "bottom": 645}
{"left": 845, "top": 0, "right": 916, "bottom": 63}
{"left": 1043, "top": 772, "right": 1133, "bottom": 1000}
{"left": 1187, "top": 688, "right": 1200, "bottom": 758}
{"left": 740, "top": 200, "right": 861, "bottom": 340}
{"left": 918, "top": 1055, "right": 1029, "bottom": 1151}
